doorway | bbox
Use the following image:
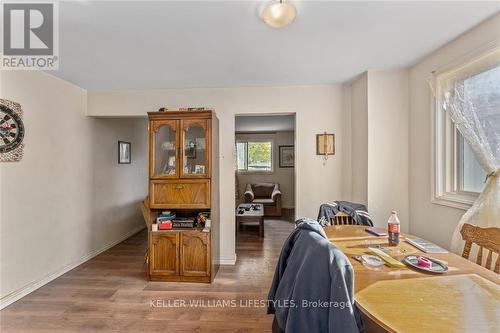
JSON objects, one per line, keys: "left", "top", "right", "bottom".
{"left": 234, "top": 114, "right": 296, "bottom": 240}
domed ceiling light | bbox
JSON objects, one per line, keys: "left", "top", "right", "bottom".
{"left": 261, "top": 0, "right": 297, "bottom": 28}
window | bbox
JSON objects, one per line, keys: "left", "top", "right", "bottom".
{"left": 236, "top": 140, "right": 273, "bottom": 172}
{"left": 457, "top": 133, "right": 487, "bottom": 193}
{"left": 433, "top": 48, "right": 499, "bottom": 209}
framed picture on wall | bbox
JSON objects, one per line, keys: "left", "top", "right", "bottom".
{"left": 279, "top": 145, "right": 295, "bottom": 168}
{"left": 118, "top": 141, "right": 131, "bottom": 164}
{"left": 316, "top": 133, "right": 335, "bottom": 156}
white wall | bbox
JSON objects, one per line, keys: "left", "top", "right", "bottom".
{"left": 236, "top": 131, "right": 295, "bottom": 208}
{"left": 0, "top": 71, "right": 148, "bottom": 307}
{"left": 408, "top": 14, "right": 500, "bottom": 249}
{"left": 88, "top": 85, "right": 349, "bottom": 262}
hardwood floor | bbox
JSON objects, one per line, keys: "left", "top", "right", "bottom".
{"left": 0, "top": 213, "right": 294, "bottom": 332}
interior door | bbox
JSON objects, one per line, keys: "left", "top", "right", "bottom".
{"left": 150, "top": 233, "right": 179, "bottom": 276}
{"left": 180, "top": 119, "right": 210, "bottom": 178}
{"left": 150, "top": 119, "right": 179, "bottom": 178}
{"left": 180, "top": 231, "right": 210, "bottom": 277}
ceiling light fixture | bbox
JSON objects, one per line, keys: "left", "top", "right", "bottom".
{"left": 261, "top": 0, "right": 297, "bottom": 29}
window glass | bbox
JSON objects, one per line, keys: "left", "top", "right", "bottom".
{"left": 455, "top": 65, "right": 499, "bottom": 193}
{"left": 236, "top": 142, "right": 247, "bottom": 170}
{"left": 458, "top": 133, "right": 486, "bottom": 193}
{"left": 464, "top": 66, "right": 500, "bottom": 147}
{"left": 247, "top": 141, "right": 272, "bottom": 171}
{"left": 236, "top": 140, "right": 273, "bottom": 172}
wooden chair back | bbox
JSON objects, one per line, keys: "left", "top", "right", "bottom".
{"left": 331, "top": 212, "right": 354, "bottom": 226}
{"left": 460, "top": 223, "right": 500, "bottom": 273}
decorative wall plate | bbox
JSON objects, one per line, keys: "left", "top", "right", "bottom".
{"left": 0, "top": 99, "right": 25, "bottom": 162}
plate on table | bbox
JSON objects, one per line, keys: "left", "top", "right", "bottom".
{"left": 361, "top": 255, "right": 385, "bottom": 267}
{"left": 403, "top": 255, "right": 448, "bottom": 274}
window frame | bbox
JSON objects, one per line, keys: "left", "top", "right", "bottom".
{"left": 431, "top": 43, "right": 498, "bottom": 210}
{"left": 432, "top": 100, "right": 479, "bottom": 210}
{"left": 236, "top": 138, "right": 275, "bottom": 174}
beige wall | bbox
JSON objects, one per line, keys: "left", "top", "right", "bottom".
{"left": 349, "top": 74, "right": 368, "bottom": 205}
{"left": 88, "top": 85, "right": 349, "bottom": 262}
{"left": 367, "top": 70, "right": 409, "bottom": 230}
{"left": 0, "top": 71, "right": 148, "bottom": 307}
{"left": 236, "top": 131, "right": 295, "bottom": 208}
{"left": 408, "top": 14, "right": 500, "bottom": 249}
{"left": 347, "top": 70, "right": 410, "bottom": 231}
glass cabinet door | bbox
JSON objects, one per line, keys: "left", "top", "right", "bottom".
{"left": 151, "top": 120, "right": 178, "bottom": 178}
{"left": 181, "top": 119, "right": 209, "bottom": 178}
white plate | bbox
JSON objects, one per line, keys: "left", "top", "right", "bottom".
{"left": 361, "top": 255, "right": 385, "bottom": 267}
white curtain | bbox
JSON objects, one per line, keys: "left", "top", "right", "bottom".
{"left": 436, "top": 48, "right": 500, "bottom": 255}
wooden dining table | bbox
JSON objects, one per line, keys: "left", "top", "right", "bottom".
{"left": 324, "top": 225, "right": 500, "bottom": 333}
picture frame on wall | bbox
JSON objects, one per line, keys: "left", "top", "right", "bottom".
{"left": 118, "top": 141, "right": 131, "bottom": 164}
{"left": 279, "top": 145, "right": 295, "bottom": 168}
{"left": 316, "top": 133, "right": 335, "bottom": 156}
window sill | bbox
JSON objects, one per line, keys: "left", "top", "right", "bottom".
{"left": 237, "top": 170, "right": 274, "bottom": 175}
{"left": 431, "top": 192, "right": 478, "bottom": 211}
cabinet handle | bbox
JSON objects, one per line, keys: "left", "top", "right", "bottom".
{"left": 175, "top": 185, "right": 184, "bottom": 190}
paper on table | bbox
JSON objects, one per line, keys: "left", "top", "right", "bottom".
{"left": 369, "top": 247, "right": 406, "bottom": 268}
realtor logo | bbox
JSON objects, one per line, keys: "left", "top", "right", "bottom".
{"left": 1, "top": 2, "right": 58, "bottom": 69}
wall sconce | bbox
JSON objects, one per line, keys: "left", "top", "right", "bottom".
{"left": 316, "top": 132, "right": 335, "bottom": 162}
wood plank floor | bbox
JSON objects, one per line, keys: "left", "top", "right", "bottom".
{"left": 0, "top": 214, "right": 294, "bottom": 332}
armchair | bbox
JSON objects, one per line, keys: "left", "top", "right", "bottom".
{"left": 244, "top": 183, "right": 282, "bottom": 216}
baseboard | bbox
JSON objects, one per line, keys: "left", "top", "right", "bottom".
{"left": 219, "top": 253, "right": 237, "bottom": 265}
{"left": 0, "top": 224, "right": 145, "bottom": 310}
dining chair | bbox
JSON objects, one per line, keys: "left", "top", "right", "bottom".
{"left": 331, "top": 212, "right": 354, "bottom": 225}
{"left": 460, "top": 223, "right": 500, "bottom": 273}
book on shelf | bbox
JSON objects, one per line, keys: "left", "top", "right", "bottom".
{"left": 172, "top": 218, "right": 196, "bottom": 228}
{"left": 158, "top": 221, "right": 172, "bottom": 230}
{"left": 157, "top": 212, "right": 176, "bottom": 224}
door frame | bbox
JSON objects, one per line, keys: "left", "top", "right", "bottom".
{"left": 233, "top": 112, "right": 297, "bottom": 222}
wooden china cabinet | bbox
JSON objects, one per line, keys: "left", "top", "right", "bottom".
{"left": 145, "top": 110, "right": 219, "bottom": 283}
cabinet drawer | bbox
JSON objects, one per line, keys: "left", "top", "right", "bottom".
{"left": 150, "top": 179, "right": 210, "bottom": 209}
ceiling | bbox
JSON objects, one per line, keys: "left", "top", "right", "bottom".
{"left": 235, "top": 115, "right": 295, "bottom": 132}
{"left": 54, "top": 1, "right": 500, "bottom": 90}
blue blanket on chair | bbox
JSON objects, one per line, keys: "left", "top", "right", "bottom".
{"left": 267, "top": 218, "right": 363, "bottom": 333}
{"left": 317, "top": 201, "right": 373, "bottom": 226}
